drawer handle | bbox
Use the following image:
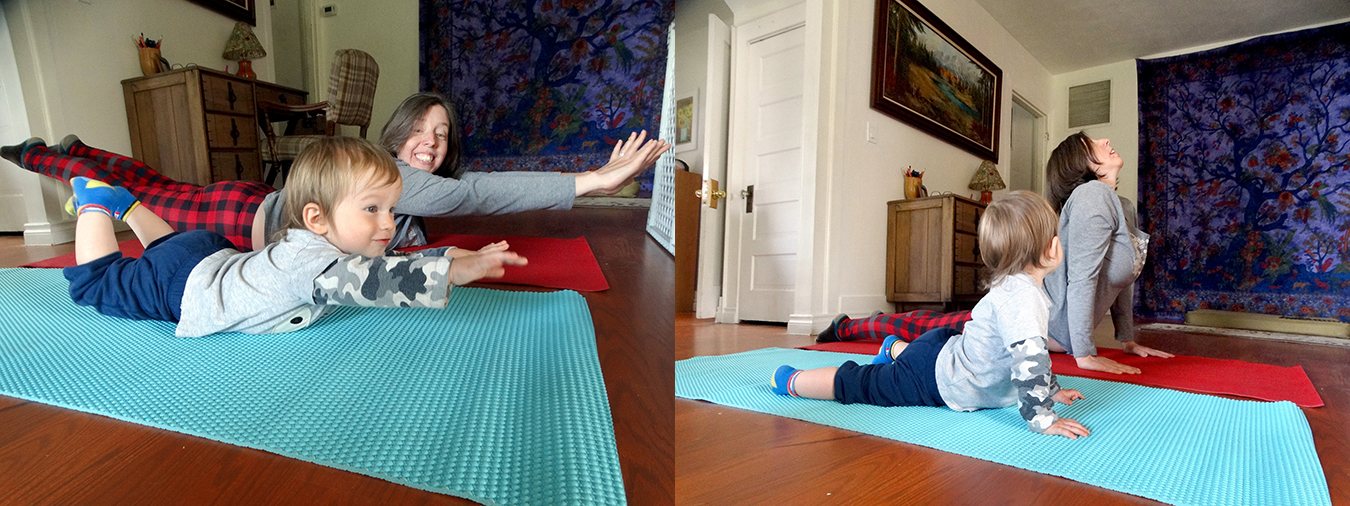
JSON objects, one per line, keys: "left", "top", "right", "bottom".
{"left": 230, "top": 118, "right": 240, "bottom": 146}
{"left": 227, "top": 82, "right": 237, "bottom": 109}
{"left": 234, "top": 155, "right": 244, "bottom": 180}
{"left": 279, "top": 94, "right": 288, "bottom": 104}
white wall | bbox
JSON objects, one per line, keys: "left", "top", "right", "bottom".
{"left": 3, "top": 0, "right": 274, "bottom": 244}
{"left": 673, "top": 0, "right": 734, "bottom": 175}
{"left": 311, "top": 0, "right": 418, "bottom": 140}
{"left": 817, "top": 0, "right": 1055, "bottom": 318}
{"left": 1050, "top": 61, "right": 1139, "bottom": 203}
{"left": 271, "top": 0, "right": 304, "bottom": 91}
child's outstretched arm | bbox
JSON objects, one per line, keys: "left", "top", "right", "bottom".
{"left": 1010, "top": 336, "right": 1089, "bottom": 439}
{"left": 312, "top": 254, "right": 456, "bottom": 308}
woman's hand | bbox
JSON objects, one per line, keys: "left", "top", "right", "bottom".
{"left": 1122, "top": 341, "right": 1174, "bottom": 358}
{"left": 1075, "top": 354, "right": 1140, "bottom": 374}
{"left": 574, "top": 130, "right": 671, "bottom": 197}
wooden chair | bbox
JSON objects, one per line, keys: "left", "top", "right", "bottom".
{"left": 258, "top": 49, "right": 379, "bottom": 186}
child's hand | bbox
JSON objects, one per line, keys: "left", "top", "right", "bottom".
{"left": 1075, "top": 354, "right": 1140, "bottom": 374}
{"left": 450, "top": 251, "right": 528, "bottom": 285}
{"left": 1044, "top": 417, "right": 1090, "bottom": 440}
{"left": 477, "top": 240, "right": 510, "bottom": 254}
{"left": 1052, "top": 389, "right": 1085, "bottom": 405}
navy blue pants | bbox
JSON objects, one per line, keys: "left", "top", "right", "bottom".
{"left": 64, "top": 230, "right": 234, "bottom": 322}
{"left": 833, "top": 327, "right": 959, "bottom": 407}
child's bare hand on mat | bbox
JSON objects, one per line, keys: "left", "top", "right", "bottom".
{"left": 1076, "top": 354, "right": 1140, "bottom": 375}
{"left": 1045, "top": 417, "right": 1090, "bottom": 439}
{"left": 1052, "top": 389, "right": 1085, "bottom": 405}
{"left": 450, "top": 251, "right": 528, "bottom": 285}
{"left": 443, "top": 241, "right": 509, "bottom": 259}
{"left": 1122, "top": 341, "right": 1174, "bottom": 358}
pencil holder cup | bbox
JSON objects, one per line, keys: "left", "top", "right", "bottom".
{"left": 904, "top": 174, "right": 923, "bottom": 199}
{"left": 139, "top": 47, "right": 163, "bottom": 75}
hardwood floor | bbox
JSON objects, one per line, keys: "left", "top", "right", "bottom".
{"left": 0, "top": 207, "right": 672, "bottom": 506}
{"left": 676, "top": 313, "right": 1350, "bottom": 505}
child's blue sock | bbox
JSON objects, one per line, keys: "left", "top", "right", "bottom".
{"left": 70, "top": 177, "right": 139, "bottom": 220}
{"left": 871, "top": 335, "right": 904, "bottom": 364}
{"left": 769, "top": 365, "right": 801, "bottom": 396}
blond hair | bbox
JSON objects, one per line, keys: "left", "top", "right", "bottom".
{"left": 279, "top": 136, "right": 401, "bottom": 235}
{"left": 978, "top": 190, "right": 1059, "bottom": 288}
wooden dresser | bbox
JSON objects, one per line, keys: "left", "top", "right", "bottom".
{"left": 885, "top": 194, "right": 988, "bottom": 312}
{"left": 121, "top": 67, "right": 308, "bottom": 186}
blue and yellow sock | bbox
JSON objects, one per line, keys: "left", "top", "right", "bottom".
{"left": 70, "top": 176, "right": 139, "bottom": 220}
{"left": 871, "top": 335, "right": 904, "bottom": 364}
{"left": 769, "top": 365, "right": 802, "bottom": 396}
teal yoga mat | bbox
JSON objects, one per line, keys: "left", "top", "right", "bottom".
{"left": 676, "top": 348, "right": 1330, "bottom": 506}
{"left": 0, "top": 268, "right": 624, "bottom": 506}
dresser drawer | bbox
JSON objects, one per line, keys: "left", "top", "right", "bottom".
{"left": 201, "top": 74, "right": 254, "bottom": 114}
{"left": 954, "top": 232, "right": 980, "bottom": 264}
{"left": 954, "top": 199, "right": 982, "bottom": 234}
{"left": 205, "top": 114, "right": 258, "bottom": 149}
{"left": 255, "top": 86, "right": 306, "bottom": 107}
{"left": 210, "top": 151, "right": 262, "bottom": 182}
{"left": 954, "top": 265, "right": 981, "bottom": 296}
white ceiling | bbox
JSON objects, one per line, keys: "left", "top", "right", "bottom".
{"left": 969, "top": 0, "right": 1350, "bottom": 74}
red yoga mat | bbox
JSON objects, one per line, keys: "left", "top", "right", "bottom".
{"left": 20, "top": 234, "right": 608, "bottom": 292}
{"left": 402, "top": 234, "right": 608, "bottom": 292}
{"left": 801, "top": 340, "right": 1323, "bottom": 408}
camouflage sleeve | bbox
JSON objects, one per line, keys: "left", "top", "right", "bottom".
{"left": 384, "top": 246, "right": 453, "bottom": 258}
{"left": 311, "top": 254, "right": 453, "bottom": 309}
{"left": 1008, "top": 336, "right": 1064, "bottom": 434}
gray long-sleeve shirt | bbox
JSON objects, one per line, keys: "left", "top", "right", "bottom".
{"left": 260, "top": 159, "right": 576, "bottom": 251}
{"left": 1044, "top": 181, "right": 1150, "bottom": 357}
{"left": 934, "top": 272, "right": 1064, "bottom": 433}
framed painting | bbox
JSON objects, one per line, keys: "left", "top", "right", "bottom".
{"left": 675, "top": 89, "right": 699, "bottom": 153}
{"left": 871, "top": 0, "right": 1002, "bottom": 161}
{"left": 190, "top": 0, "right": 256, "bottom": 26}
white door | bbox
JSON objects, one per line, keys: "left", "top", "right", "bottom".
{"left": 732, "top": 19, "right": 805, "bottom": 323}
{"left": 0, "top": 6, "right": 32, "bottom": 232}
{"left": 695, "top": 13, "right": 731, "bottom": 319}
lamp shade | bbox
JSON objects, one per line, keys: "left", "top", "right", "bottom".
{"left": 968, "top": 160, "right": 1006, "bottom": 192}
{"left": 222, "top": 22, "right": 266, "bottom": 61}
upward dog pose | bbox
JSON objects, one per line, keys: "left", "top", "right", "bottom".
{"left": 774, "top": 192, "right": 1090, "bottom": 439}
{"left": 62, "top": 136, "right": 525, "bottom": 338}
{"left": 2, "top": 91, "right": 669, "bottom": 252}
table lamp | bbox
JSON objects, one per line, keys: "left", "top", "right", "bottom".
{"left": 968, "top": 160, "right": 1005, "bottom": 204}
{"left": 222, "top": 22, "right": 266, "bottom": 79}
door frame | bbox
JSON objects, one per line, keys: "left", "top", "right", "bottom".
{"left": 1010, "top": 91, "right": 1048, "bottom": 196}
{"left": 695, "top": 13, "right": 733, "bottom": 319}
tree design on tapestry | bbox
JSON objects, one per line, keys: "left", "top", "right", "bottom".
{"left": 1138, "top": 22, "right": 1350, "bottom": 321}
{"left": 421, "top": 0, "right": 671, "bottom": 196}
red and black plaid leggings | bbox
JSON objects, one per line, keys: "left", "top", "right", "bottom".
{"left": 22, "top": 140, "right": 274, "bottom": 251}
{"left": 836, "top": 310, "right": 974, "bottom": 342}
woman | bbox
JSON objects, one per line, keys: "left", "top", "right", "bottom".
{"left": 3, "top": 92, "right": 667, "bottom": 253}
{"left": 818, "top": 132, "right": 1170, "bottom": 375}
{"left": 1043, "top": 132, "right": 1172, "bottom": 374}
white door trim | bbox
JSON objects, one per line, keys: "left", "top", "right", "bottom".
{"left": 695, "top": 13, "right": 732, "bottom": 319}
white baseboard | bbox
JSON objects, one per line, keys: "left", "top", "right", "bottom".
{"left": 714, "top": 306, "right": 738, "bottom": 324}
{"left": 787, "top": 314, "right": 815, "bottom": 335}
{"left": 23, "top": 220, "right": 76, "bottom": 246}
{"left": 836, "top": 295, "right": 892, "bottom": 316}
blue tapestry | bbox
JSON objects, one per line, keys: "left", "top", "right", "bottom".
{"left": 420, "top": 0, "right": 673, "bottom": 197}
{"left": 1137, "top": 22, "right": 1350, "bottom": 322}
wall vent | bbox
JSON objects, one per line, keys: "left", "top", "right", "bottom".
{"left": 1068, "top": 80, "right": 1110, "bottom": 128}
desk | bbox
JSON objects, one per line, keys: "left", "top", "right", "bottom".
{"left": 121, "top": 67, "right": 307, "bottom": 186}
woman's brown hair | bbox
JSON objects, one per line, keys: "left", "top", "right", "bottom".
{"left": 1045, "top": 131, "right": 1101, "bottom": 212}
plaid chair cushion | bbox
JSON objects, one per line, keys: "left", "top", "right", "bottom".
{"left": 260, "top": 135, "right": 325, "bottom": 161}
{"left": 326, "top": 49, "right": 379, "bottom": 128}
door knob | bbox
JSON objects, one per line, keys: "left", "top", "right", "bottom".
{"left": 696, "top": 179, "right": 727, "bottom": 209}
